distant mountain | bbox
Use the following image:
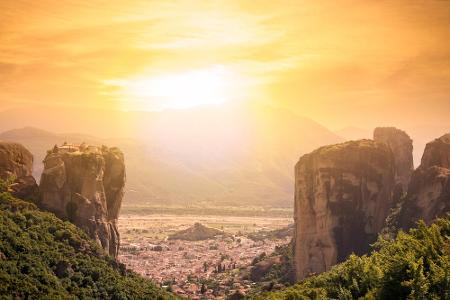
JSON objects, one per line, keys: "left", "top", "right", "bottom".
{"left": 0, "top": 104, "right": 342, "bottom": 208}
{"left": 0, "top": 127, "right": 223, "bottom": 207}
{"left": 0, "top": 127, "right": 110, "bottom": 179}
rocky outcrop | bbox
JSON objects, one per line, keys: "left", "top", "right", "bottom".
{"left": 398, "top": 133, "right": 450, "bottom": 229}
{"left": 294, "top": 140, "right": 396, "bottom": 280}
{"left": 39, "top": 143, "right": 125, "bottom": 257}
{"left": 373, "top": 127, "right": 414, "bottom": 193}
{"left": 419, "top": 133, "right": 450, "bottom": 169}
{"left": 0, "top": 141, "right": 38, "bottom": 200}
{"left": 250, "top": 255, "right": 283, "bottom": 282}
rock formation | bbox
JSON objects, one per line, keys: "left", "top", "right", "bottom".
{"left": 373, "top": 127, "right": 414, "bottom": 193}
{"left": 0, "top": 141, "right": 38, "bottom": 200}
{"left": 294, "top": 140, "right": 396, "bottom": 280}
{"left": 250, "top": 255, "right": 283, "bottom": 282}
{"left": 39, "top": 143, "right": 125, "bottom": 257}
{"left": 398, "top": 133, "right": 450, "bottom": 229}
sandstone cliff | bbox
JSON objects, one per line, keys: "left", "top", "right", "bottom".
{"left": 294, "top": 140, "right": 396, "bottom": 280}
{"left": 0, "top": 141, "right": 38, "bottom": 200}
{"left": 39, "top": 143, "right": 125, "bottom": 257}
{"left": 373, "top": 127, "right": 414, "bottom": 194}
{"left": 398, "top": 133, "right": 450, "bottom": 229}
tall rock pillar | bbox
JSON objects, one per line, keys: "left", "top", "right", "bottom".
{"left": 39, "top": 144, "right": 125, "bottom": 257}
{"left": 398, "top": 133, "right": 450, "bottom": 229}
{"left": 294, "top": 140, "right": 396, "bottom": 280}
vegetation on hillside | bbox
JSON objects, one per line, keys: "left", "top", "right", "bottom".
{"left": 251, "top": 242, "right": 295, "bottom": 285}
{"left": 0, "top": 190, "right": 176, "bottom": 299}
{"left": 253, "top": 215, "right": 450, "bottom": 299}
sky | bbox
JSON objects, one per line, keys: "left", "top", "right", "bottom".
{"left": 0, "top": 0, "right": 449, "bottom": 130}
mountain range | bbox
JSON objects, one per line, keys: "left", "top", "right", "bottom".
{"left": 2, "top": 104, "right": 446, "bottom": 208}
{"left": 0, "top": 104, "right": 342, "bottom": 208}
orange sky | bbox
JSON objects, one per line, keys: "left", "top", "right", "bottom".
{"left": 0, "top": 0, "right": 449, "bottom": 130}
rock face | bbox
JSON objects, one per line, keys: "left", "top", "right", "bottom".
{"left": 294, "top": 140, "right": 396, "bottom": 280}
{"left": 398, "top": 133, "right": 450, "bottom": 229}
{"left": 0, "top": 141, "right": 38, "bottom": 200}
{"left": 39, "top": 143, "right": 125, "bottom": 257}
{"left": 250, "top": 255, "right": 283, "bottom": 282}
{"left": 373, "top": 127, "right": 414, "bottom": 193}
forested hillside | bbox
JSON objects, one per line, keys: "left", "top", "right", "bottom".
{"left": 254, "top": 215, "right": 450, "bottom": 299}
{"left": 0, "top": 190, "right": 175, "bottom": 299}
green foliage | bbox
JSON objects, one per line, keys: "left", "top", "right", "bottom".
{"left": 0, "top": 192, "right": 176, "bottom": 299}
{"left": 255, "top": 215, "right": 450, "bottom": 299}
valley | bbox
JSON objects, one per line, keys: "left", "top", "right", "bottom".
{"left": 118, "top": 214, "right": 292, "bottom": 298}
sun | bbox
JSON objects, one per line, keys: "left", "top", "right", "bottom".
{"left": 111, "top": 65, "right": 238, "bottom": 111}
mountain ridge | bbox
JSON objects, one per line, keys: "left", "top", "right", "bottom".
{"left": 0, "top": 105, "right": 343, "bottom": 208}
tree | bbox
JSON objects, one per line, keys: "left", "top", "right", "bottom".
{"left": 201, "top": 283, "right": 207, "bottom": 294}
{"left": 227, "top": 290, "right": 245, "bottom": 300}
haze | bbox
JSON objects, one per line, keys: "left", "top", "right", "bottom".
{"left": 0, "top": 0, "right": 449, "bottom": 208}
{"left": 1, "top": 0, "right": 449, "bottom": 130}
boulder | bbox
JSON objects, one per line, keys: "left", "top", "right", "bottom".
{"left": 0, "top": 141, "right": 38, "bottom": 200}
{"left": 398, "top": 133, "right": 450, "bottom": 229}
{"left": 294, "top": 140, "right": 396, "bottom": 280}
{"left": 39, "top": 143, "right": 125, "bottom": 257}
{"left": 373, "top": 127, "right": 414, "bottom": 193}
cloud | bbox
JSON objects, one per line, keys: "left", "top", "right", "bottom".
{"left": 0, "top": 0, "right": 449, "bottom": 128}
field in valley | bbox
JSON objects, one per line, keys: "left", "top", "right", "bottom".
{"left": 121, "top": 205, "right": 293, "bottom": 219}
{"left": 118, "top": 213, "right": 292, "bottom": 239}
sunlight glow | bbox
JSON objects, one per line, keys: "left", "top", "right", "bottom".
{"left": 110, "top": 66, "right": 239, "bottom": 110}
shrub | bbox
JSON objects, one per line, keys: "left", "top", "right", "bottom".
{"left": 256, "top": 215, "right": 450, "bottom": 299}
{"left": 0, "top": 192, "right": 176, "bottom": 299}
